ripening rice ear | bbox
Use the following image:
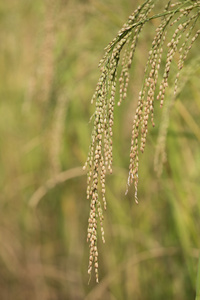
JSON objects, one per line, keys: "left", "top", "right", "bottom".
{"left": 84, "top": 0, "right": 200, "bottom": 283}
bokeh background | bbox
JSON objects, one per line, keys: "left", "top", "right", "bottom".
{"left": 0, "top": 0, "right": 200, "bottom": 299}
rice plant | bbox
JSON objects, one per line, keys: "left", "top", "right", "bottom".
{"left": 84, "top": 0, "right": 200, "bottom": 283}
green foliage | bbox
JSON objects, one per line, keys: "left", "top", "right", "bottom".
{"left": 196, "top": 255, "right": 200, "bottom": 300}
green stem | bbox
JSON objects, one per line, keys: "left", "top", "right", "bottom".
{"left": 128, "top": 1, "right": 198, "bottom": 32}
{"left": 107, "top": 1, "right": 200, "bottom": 54}
{"left": 195, "top": 254, "right": 200, "bottom": 300}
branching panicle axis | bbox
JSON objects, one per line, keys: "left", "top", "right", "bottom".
{"left": 84, "top": 0, "right": 200, "bottom": 283}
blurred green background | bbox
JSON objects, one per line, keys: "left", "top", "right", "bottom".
{"left": 0, "top": 0, "right": 200, "bottom": 299}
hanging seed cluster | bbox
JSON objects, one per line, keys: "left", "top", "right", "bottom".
{"left": 127, "top": 0, "right": 200, "bottom": 201}
{"left": 85, "top": 0, "right": 200, "bottom": 283}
